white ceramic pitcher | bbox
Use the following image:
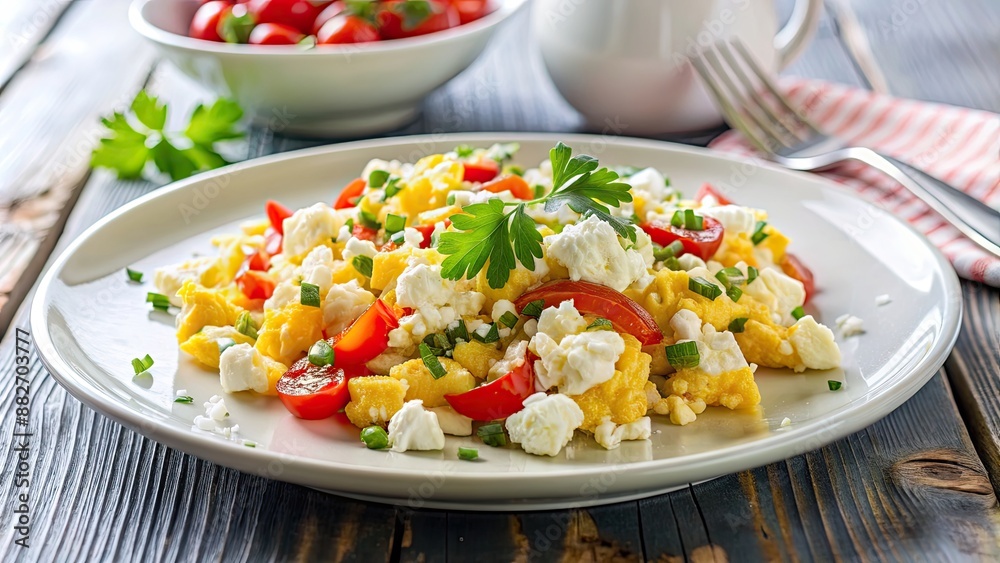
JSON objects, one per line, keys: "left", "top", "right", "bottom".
{"left": 533, "top": 0, "right": 823, "bottom": 135}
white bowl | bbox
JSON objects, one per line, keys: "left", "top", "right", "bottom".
{"left": 130, "top": 0, "right": 525, "bottom": 136}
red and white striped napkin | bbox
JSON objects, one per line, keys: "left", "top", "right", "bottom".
{"left": 709, "top": 78, "right": 1000, "bottom": 287}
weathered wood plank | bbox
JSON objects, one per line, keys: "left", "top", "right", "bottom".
{"left": 0, "top": 0, "right": 74, "bottom": 91}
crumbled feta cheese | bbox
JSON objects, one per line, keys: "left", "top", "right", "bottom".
{"left": 789, "top": 316, "right": 841, "bottom": 371}
{"left": 264, "top": 280, "right": 300, "bottom": 312}
{"left": 536, "top": 300, "right": 588, "bottom": 343}
{"left": 505, "top": 393, "right": 584, "bottom": 456}
{"left": 208, "top": 398, "right": 229, "bottom": 421}
{"left": 544, "top": 215, "right": 650, "bottom": 292}
{"left": 699, "top": 205, "right": 757, "bottom": 236}
{"left": 342, "top": 237, "right": 378, "bottom": 262}
{"left": 387, "top": 400, "right": 446, "bottom": 452}
{"left": 299, "top": 245, "right": 335, "bottom": 295}
{"left": 219, "top": 343, "right": 270, "bottom": 394}
{"left": 389, "top": 263, "right": 485, "bottom": 347}
{"left": 594, "top": 416, "right": 652, "bottom": 449}
{"left": 836, "top": 314, "right": 865, "bottom": 337}
{"left": 175, "top": 389, "right": 188, "bottom": 397}
{"left": 626, "top": 168, "right": 668, "bottom": 202}
{"left": 875, "top": 294, "right": 892, "bottom": 306}
{"left": 488, "top": 339, "right": 528, "bottom": 380}
{"left": 336, "top": 224, "right": 352, "bottom": 243}
{"left": 676, "top": 254, "right": 707, "bottom": 271}
{"left": 531, "top": 331, "right": 625, "bottom": 395}
{"left": 742, "top": 267, "right": 806, "bottom": 326}
{"left": 427, "top": 406, "right": 473, "bottom": 436}
{"left": 491, "top": 299, "right": 517, "bottom": 325}
{"left": 402, "top": 227, "right": 424, "bottom": 248}
{"left": 523, "top": 318, "right": 538, "bottom": 337}
{"left": 668, "top": 309, "right": 748, "bottom": 376}
{"left": 323, "top": 279, "right": 375, "bottom": 334}
{"left": 282, "top": 203, "right": 342, "bottom": 258}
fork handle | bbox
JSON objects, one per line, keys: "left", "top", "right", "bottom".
{"left": 848, "top": 147, "right": 1000, "bottom": 258}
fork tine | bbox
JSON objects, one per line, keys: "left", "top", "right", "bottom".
{"left": 731, "top": 39, "right": 824, "bottom": 137}
{"left": 716, "top": 41, "right": 811, "bottom": 142}
{"left": 699, "top": 43, "right": 798, "bottom": 151}
{"left": 689, "top": 53, "right": 773, "bottom": 154}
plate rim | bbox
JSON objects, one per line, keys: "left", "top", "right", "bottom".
{"left": 30, "top": 132, "right": 963, "bottom": 500}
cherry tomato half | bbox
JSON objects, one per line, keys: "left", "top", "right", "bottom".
{"left": 318, "top": 14, "right": 379, "bottom": 44}
{"left": 482, "top": 174, "right": 533, "bottom": 200}
{"left": 781, "top": 253, "right": 816, "bottom": 303}
{"left": 276, "top": 358, "right": 349, "bottom": 419}
{"left": 265, "top": 199, "right": 293, "bottom": 235}
{"left": 694, "top": 183, "right": 733, "bottom": 206}
{"left": 351, "top": 223, "right": 378, "bottom": 242}
{"left": 264, "top": 227, "right": 283, "bottom": 255}
{"left": 332, "top": 300, "right": 399, "bottom": 365}
{"left": 445, "top": 352, "right": 535, "bottom": 420}
{"left": 377, "top": 0, "right": 459, "bottom": 40}
{"left": 246, "top": 0, "right": 329, "bottom": 34}
{"left": 640, "top": 216, "right": 724, "bottom": 261}
{"left": 189, "top": 1, "right": 231, "bottom": 41}
{"left": 462, "top": 159, "right": 499, "bottom": 183}
{"left": 334, "top": 178, "right": 367, "bottom": 209}
{"left": 236, "top": 270, "right": 276, "bottom": 300}
{"left": 514, "top": 280, "right": 663, "bottom": 345}
{"left": 450, "top": 0, "right": 493, "bottom": 24}
{"left": 248, "top": 22, "right": 305, "bottom": 44}
{"left": 243, "top": 249, "right": 271, "bottom": 272}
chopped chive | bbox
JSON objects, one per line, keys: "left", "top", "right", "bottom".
{"left": 358, "top": 209, "right": 381, "bottom": 230}
{"left": 533, "top": 184, "right": 547, "bottom": 198}
{"left": 446, "top": 320, "right": 469, "bottom": 344}
{"left": 670, "top": 210, "right": 684, "bottom": 228}
{"left": 477, "top": 423, "right": 506, "bottom": 447}
{"left": 747, "top": 266, "right": 759, "bottom": 284}
{"left": 446, "top": 193, "right": 457, "bottom": 206}
{"left": 828, "top": 380, "right": 843, "bottom": 391}
{"left": 664, "top": 177, "right": 671, "bottom": 187}
{"left": 344, "top": 217, "right": 355, "bottom": 232}
{"left": 688, "top": 277, "right": 722, "bottom": 300}
{"left": 235, "top": 311, "right": 258, "bottom": 340}
{"left": 383, "top": 178, "right": 402, "bottom": 200}
{"left": 300, "top": 282, "right": 321, "bottom": 307}
{"left": 243, "top": 441, "right": 257, "bottom": 448}
{"left": 174, "top": 396, "right": 194, "bottom": 404}
{"left": 368, "top": 169, "right": 390, "bottom": 188}
{"left": 308, "top": 340, "right": 335, "bottom": 366}
{"left": 423, "top": 333, "right": 452, "bottom": 353}
{"left": 479, "top": 324, "right": 500, "bottom": 344}
{"left": 419, "top": 343, "right": 448, "bottom": 379}
{"left": 352, "top": 255, "right": 374, "bottom": 278}
{"left": 728, "top": 318, "right": 748, "bottom": 333}
{"left": 664, "top": 256, "right": 683, "bottom": 271}
{"left": 146, "top": 292, "right": 171, "bottom": 311}
{"left": 665, "top": 341, "right": 700, "bottom": 369}
{"left": 126, "top": 267, "right": 144, "bottom": 283}
{"left": 791, "top": 306, "right": 806, "bottom": 320}
{"left": 653, "top": 240, "right": 685, "bottom": 262}
{"left": 520, "top": 299, "right": 545, "bottom": 318}
{"left": 384, "top": 213, "right": 406, "bottom": 234}
{"left": 218, "top": 337, "right": 236, "bottom": 355}
{"left": 726, "top": 285, "right": 743, "bottom": 302}
{"left": 498, "top": 311, "right": 519, "bottom": 329}
{"left": 458, "top": 447, "right": 479, "bottom": 461}
{"left": 389, "top": 230, "right": 406, "bottom": 245}
{"left": 131, "top": 353, "right": 154, "bottom": 375}
{"left": 751, "top": 221, "right": 769, "bottom": 245}
{"left": 587, "top": 318, "right": 614, "bottom": 331}
{"left": 683, "top": 209, "right": 703, "bottom": 230}
{"left": 715, "top": 266, "right": 746, "bottom": 287}
{"left": 454, "top": 144, "right": 474, "bottom": 158}
{"left": 361, "top": 425, "right": 389, "bottom": 449}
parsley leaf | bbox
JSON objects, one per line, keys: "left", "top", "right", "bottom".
{"left": 91, "top": 90, "right": 244, "bottom": 182}
{"left": 439, "top": 199, "right": 516, "bottom": 289}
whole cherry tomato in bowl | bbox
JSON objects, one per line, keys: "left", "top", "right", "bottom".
{"left": 248, "top": 22, "right": 306, "bottom": 44}
{"left": 376, "top": 0, "right": 459, "bottom": 40}
{"left": 189, "top": 1, "right": 232, "bottom": 41}
{"left": 246, "top": 0, "right": 331, "bottom": 34}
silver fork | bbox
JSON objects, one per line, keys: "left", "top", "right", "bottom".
{"left": 690, "top": 39, "right": 1000, "bottom": 258}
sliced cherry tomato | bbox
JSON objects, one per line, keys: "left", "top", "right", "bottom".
{"left": 334, "top": 177, "right": 367, "bottom": 209}
{"left": 236, "top": 270, "right": 276, "bottom": 300}
{"left": 445, "top": 352, "right": 535, "bottom": 420}
{"left": 265, "top": 199, "right": 293, "bottom": 235}
{"left": 377, "top": 0, "right": 459, "bottom": 40}
{"left": 482, "top": 174, "right": 533, "bottom": 200}
{"left": 189, "top": 1, "right": 231, "bottom": 41}
{"left": 332, "top": 300, "right": 399, "bottom": 365}
{"left": 462, "top": 159, "right": 499, "bottom": 183}
{"left": 264, "top": 227, "right": 283, "bottom": 255}
{"left": 276, "top": 358, "right": 349, "bottom": 419}
{"left": 248, "top": 22, "right": 305, "bottom": 44}
{"left": 514, "top": 280, "right": 663, "bottom": 345}
{"left": 640, "top": 216, "right": 724, "bottom": 261}
{"left": 318, "top": 14, "right": 379, "bottom": 44}
{"left": 450, "top": 0, "right": 493, "bottom": 24}
{"left": 694, "top": 183, "right": 733, "bottom": 206}
{"left": 781, "top": 253, "right": 816, "bottom": 303}
{"left": 352, "top": 223, "right": 378, "bottom": 242}
{"left": 412, "top": 223, "right": 436, "bottom": 248}
{"left": 243, "top": 249, "right": 271, "bottom": 271}
{"left": 246, "top": 0, "right": 329, "bottom": 34}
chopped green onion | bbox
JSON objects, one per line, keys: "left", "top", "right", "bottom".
{"left": 358, "top": 209, "right": 381, "bottom": 230}
{"left": 217, "top": 337, "right": 236, "bottom": 355}
{"left": 533, "top": 184, "right": 547, "bottom": 198}
{"left": 243, "top": 441, "right": 257, "bottom": 448}
{"left": 665, "top": 341, "right": 700, "bottom": 369}
{"left": 520, "top": 299, "right": 545, "bottom": 318}
{"left": 383, "top": 178, "right": 402, "bottom": 200}
{"left": 688, "top": 277, "right": 722, "bottom": 300}
{"left": 477, "top": 423, "right": 506, "bottom": 447}
{"left": 751, "top": 221, "right": 769, "bottom": 245}
{"left": 683, "top": 209, "right": 703, "bottom": 230}
{"left": 502, "top": 164, "right": 524, "bottom": 177}
{"left": 472, "top": 323, "right": 500, "bottom": 344}
{"left": 130, "top": 353, "right": 155, "bottom": 375}
{"left": 384, "top": 213, "right": 406, "bottom": 234}
{"left": 664, "top": 256, "right": 683, "bottom": 271}
{"left": 446, "top": 320, "right": 469, "bottom": 344}
{"left": 446, "top": 193, "right": 457, "bottom": 206}
{"left": 352, "top": 255, "right": 374, "bottom": 278}
{"left": 146, "top": 292, "right": 171, "bottom": 311}
{"left": 390, "top": 230, "right": 406, "bottom": 245}
{"left": 344, "top": 218, "right": 354, "bottom": 232}
{"left": 791, "top": 306, "right": 806, "bottom": 320}
{"left": 726, "top": 285, "right": 743, "bottom": 302}
{"left": 368, "top": 169, "right": 390, "bottom": 188}
{"left": 458, "top": 447, "right": 479, "bottom": 461}
{"left": 747, "top": 266, "right": 759, "bottom": 284}
{"left": 423, "top": 333, "right": 453, "bottom": 354}
{"left": 828, "top": 380, "right": 843, "bottom": 391}
{"left": 670, "top": 210, "right": 684, "bottom": 228}
{"left": 361, "top": 425, "right": 389, "bottom": 449}
{"left": 308, "top": 340, "right": 335, "bottom": 366}
{"left": 587, "top": 318, "right": 614, "bottom": 331}
{"left": 653, "top": 240, "right": 685, "bottom": 262}
{"left": 235, "top": 311, "right": 258, "bottom": 340}
{"left": 664, "top": 177, "right": 671, "bottom": 187}
{"left": 715, "top": 267, "right": 746, "bottom": 287}
{"left": 419, "top": 343, "right": 448, "bottom": 379}
{"left": 498, "top": 311, "right": 519, "bottom": 329}
{"left": 454, "top": 144, "right": 474, "bottom": 158}
{"left": 174, "top": 396, "right": 194, "bottom": 404}
{"left": 126, "top": 268, "right": 144, "bottom": 283}
{"left": 300, "top": 282, "right": 321, "bottom": 307}
{"left": 728, "top": 318, "right": 748, "bottom": 333}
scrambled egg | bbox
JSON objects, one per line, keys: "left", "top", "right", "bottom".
{"left": 389, "top": 358, "right": 476, "bottom": 408}
{"left": 570, "top": 334, "right": 652, "bottom": 432}
{"left": 254, "top": 303, "right": 324, "bottom": 366}
{"left": 179, "top": 326, "right": 254, "bottom": 369}
{"left": 345, "top": 376, "right": 407, "bottom": 428}
{"left": 175, "top": 281, "right": 245, "bottom": 343}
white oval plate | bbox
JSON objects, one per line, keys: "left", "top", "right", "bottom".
{"left": 32, "top": 134, "right": 961, "bottom": 510}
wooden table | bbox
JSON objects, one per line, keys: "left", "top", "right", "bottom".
{"left": 2, "top": 0, "right": 998, "bottom": 560}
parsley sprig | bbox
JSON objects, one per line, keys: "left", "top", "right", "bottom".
{"left": 438, "top": 143, "right": 634, "bottom": 288}
{"left": 91, "top": 90, "right": 244, "bottom": 181}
